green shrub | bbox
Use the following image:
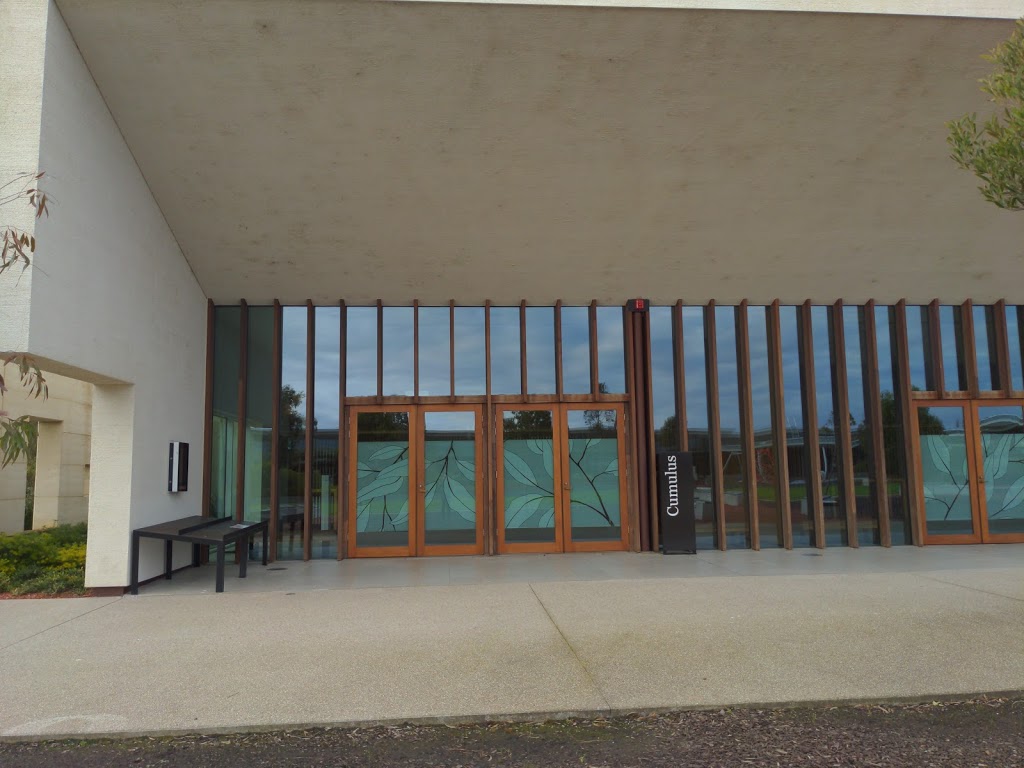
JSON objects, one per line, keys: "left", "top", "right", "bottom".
{"left": 0, "top": 524, "right": 87, "bottom": 595}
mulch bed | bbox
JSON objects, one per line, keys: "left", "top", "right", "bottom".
{"left": 0, "top": 591, "right": 93, "bottom": 600}
{"left": 1, "top": 697, "right": 1020, "bottom": 767}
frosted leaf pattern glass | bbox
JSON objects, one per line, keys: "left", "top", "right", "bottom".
{"left": 919, "top": 406, "right": 974, "bottom": 537}
{"left": 503, "top": 410, "right": 556, "bottom": 544}
{"left": 978, "top": 406, "right": 1024, "bottom": 535}
{"left": 423, "top": 411, "right": 477, "bottom": 546}
{"left": 567, "top": 410, "right": 621, "bottom": 543}
{"left": 355, "top": 412, "right": 411, "bottom": 548}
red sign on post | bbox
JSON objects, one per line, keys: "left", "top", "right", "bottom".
{"left": 626, "top": 298, "right": 650, "bottom": 312}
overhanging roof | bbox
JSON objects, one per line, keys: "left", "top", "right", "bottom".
{"left": 54, "top": 1, "right": 1021, "bottom": 305}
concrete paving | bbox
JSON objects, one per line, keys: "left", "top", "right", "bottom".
{"left": 1, "top": 546, "right": 1023, "bottom": 740}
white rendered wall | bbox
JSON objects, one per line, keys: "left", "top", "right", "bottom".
{"left": 29, "top": 2, "right": 207, "bottom": 587}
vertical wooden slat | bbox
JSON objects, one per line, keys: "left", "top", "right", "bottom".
{"left": 705, "top": 302, "right": 726, "bottom": 550}
{"left": 413, "top": 300, "right": 420, "bottom": 399}
{"left": 338, "top": 301, "right": 347, "bottom": 560}
{"left": 623, "top": 307, "right": 642, "bottom": 551}
{"left": 962, "top": 299, "right": 979, "bottom": 396}
{"left": 589, "top": 300, "right": 599, "bottom": 397}
{"left": 735, "top": 302, "right": 759, "bottom": 550}
{"left": 798, "top": 301, "right": 825, "bottom": 548}
{"left": 269, "top": 301, "right": 282, "bottom": 560}
{"left": 863, "top": 301, "right": 891, "bottom": 547}
{"left": 995, "top": 299, "right": 1012, "bottom": 395}
{"left": 830, "top": 301, "right": 859, "bottom": 548}
{"left": 928, "top": 299, "right": 945, "bottom": 394}
{"left": 376, "top": 299, "right": 383, "bottom": 401}
{"left": 449, "top": 300, "right": 456, "bottom": 401}
{"left": 235, "top": 300, "right": 248, "bottom": 524}
{"left": 304, "top": 300, "right": 315, "bottom": 560}
{"left": 202, "top": 300, "right": 215, "bottom": 517}
{"left": 673, "top": 300, "right": 688, "bottom": 452}
{"left": 894, "top": 300, "right": 924, "bottom": 546}
{"left": 767, "top": 301, "right": 793, "bottom": 549}
{"left": 520, "top": 300, "right": 528, "bottom": 397}
{"left": 485, "top": 301, "right": 494, "bottom": 555}
{"left": 642, "top": 306, "right": 659, "bottom": 552}
{"left": 555, "top": 300, "right": 564, "bottom": 399}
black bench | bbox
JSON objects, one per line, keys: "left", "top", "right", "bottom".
{"left": 130, "top": 516, "right": 269, "bottom": 594}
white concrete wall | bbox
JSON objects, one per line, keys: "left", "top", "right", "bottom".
{"left": 0, "top": 0, "right": 48, "bottom": 356}
{"left": 27, "top": 2, "right": 208, "bottom": 587}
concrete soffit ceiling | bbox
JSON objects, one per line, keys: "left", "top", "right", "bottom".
{"left": 53, "top": 0, "right": 1023, "bottom": 305}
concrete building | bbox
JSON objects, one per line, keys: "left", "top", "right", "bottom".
{"left": 1, "top": 0, "right": 1022, "bottom": 590}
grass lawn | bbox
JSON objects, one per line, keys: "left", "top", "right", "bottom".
{"left": 0, "top": 523, "right": 87, "bottom": 597}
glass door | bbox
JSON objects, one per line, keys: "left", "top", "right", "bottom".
{"left": 348, "top": 407, "right": 415, "bottom": 556}
{"left": 915, "top": 402, "right": 981, "bottom": 544}
{"left": 974, "top": 402, "right": 1024, "bottom": 543}
{"left": 496, "top": 404, "right": 629, "bottom": 554}
{"left": 418, "top": 406, "right": 484, "bottom": 555}
{"left": 348, "top": 405, "right": 484, "bottom": 558}
{"left": 561, "top": 405, "right": 628, "bottom": 552}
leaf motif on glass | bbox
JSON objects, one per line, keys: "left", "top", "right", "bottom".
{"left": 999, "top": 475, "right": 1024, "bottom": 517}
{"left": 926, "top": 436, "right": 951, "bottom": 476}
{"left": 538, "top": 509, "right": 555, "bottom": 528}
{"left": 505, "top": 493, "right": 545, "bottom": 527}
{"left": 443, "top": 476, "right": 476, "bottom": 522}
{"left": 541, "top": 441, "right": 553, "bottom": 478}
{"left": 356, "top": 460, "right": 408, "bottom": 501}
{"left": 505, "top": 451, "right": 538, "bottom": 488}
{"left": 368, "top": 444, "right": 406, "bottom": 463}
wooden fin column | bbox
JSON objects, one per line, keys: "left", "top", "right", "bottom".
{"left": 830, "top": 301, "right": 859, "bottom": 548}
{"left": 485, "top": 301, "right": 495, "bottom": 555}
{"left": 202, "top": 299, "right": 215, "bottom": 517}
{"left": 705, "top": 302, "right": 726, "bottom": 550}
{"left": 862, "top": 301, "right": 891, "bottom": 547}
{"left": 994, "top": 299, "right": 1012, "bottom": 395}
{"left": 269, "top": 301, "right": 282, "bottom": 561}
{"left": 962, "top": 299, "right": 979, "bottom": 397}
{"left": 798, "top": 301, "right": 825, "bottom": 549}
{"left": 304, "top": 300, "right": 315, "bottom": 560}
{"left": 642, "top": 305, "right": 659, "bottom": 551}
{"left": 928, "top": 299, "right": 945, "bottom": 394}
{"left": 338, "top": 301, "right": 347, "bottom": 559}
{"left": 767, "top": 301, "right": 793, "bottom": 549}
{"left": 235, "top": 300, "right": 248, "bottom": 525}
{"left": 735, "top": 302, "right": 760, "bottom": 550}
{"left": 894, "top": 300, "right": 924, "bottom": 546}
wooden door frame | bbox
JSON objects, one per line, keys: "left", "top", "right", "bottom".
{"left": 347, "top": 405, "right": 418, "bottom": 558}
{"left": 417, "top": 404, "right": 486, "bottom": 556}
{"left": 560, "top": 402, "right": 631, "bottom": 553}
{"left": 971, "top": 399, "right": 1024, "bottom": 544}
{"left": 911, "top": 400, "right": 983, "bottom": 545}
{"left": 495, "top": 404, "right": 565, "bottom": 554}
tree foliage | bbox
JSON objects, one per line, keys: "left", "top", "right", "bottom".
{"left": 948, "top": 19, "right": 1024, "bottom": 211}
{"left": 1, "top": 172, "right": 49, "bottom": 468}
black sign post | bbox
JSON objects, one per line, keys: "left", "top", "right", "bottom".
{"left": 657, "top": 451, "right": 697, "bottom": 554}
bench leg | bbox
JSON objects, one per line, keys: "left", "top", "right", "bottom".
{"left": 239, "top": 537, "right": 249, "bottom": 579}
{"left": 130, "top": 533, "right": 141, "bottom": 596}
{"left": 215, "top": 544, "right": 225, "bottom": 593}
{"left": 165, "top": 539, "right": 173, "bottom": 579}
{"left": 262, "top": 525, "right": 269, "bottom": 565}
{"left": 192, "top": 544, "right": 201, "bottom": 568}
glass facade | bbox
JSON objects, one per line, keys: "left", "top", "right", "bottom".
{"left": 207, "top": 301, "right": 1023, "bottom": 559}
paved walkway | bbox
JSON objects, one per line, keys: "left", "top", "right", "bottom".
{"left": 2, "top": 545, "right": 1023, "bottom": 740}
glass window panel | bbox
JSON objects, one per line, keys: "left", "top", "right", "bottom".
{"left": 418, "top": 307, "right": 450, "bottom": 397}
{"left": 424, "top": 411, "right": 478, "bottom": 546}
{"left": 526, "top": 306, "right": 556, "bottom": 395}
{"left": 682, "top": 307, "right": 715, "bottom": 549}
{"left": 877, "top": 306, "right": 910, "bottom": 546}
{"left": 346, "top": 307, "right": 377, "bottom": 397}
{"left": 210, "top": 307, "right": 240, "bottom": 519}
{"left": 747, "top": 307, "right": 781, "bottom": 548}
{"left": 811, "top": 306, "right": 847, "bottom": 546}
{"left": 382, "top": 307, "right": 414, "bottom": 396}
{"left": 978, "top": 405, "right": 1024, "bottom": 535}
{"left": 277, "top": 307, "right": 308, "bottom": 560}
{"left": 974, "top": 305, "right": 1000, "bottom": 392}
{"left": 779, "top": 306, "right": 813, "bottom": 547}
{"left": 490, "top": 307, "right": 522, "bottom": 395}
{"left": 650, "top": 306, "right": 677, "bottom": 452}
{"left": 354, "top": 411, "right": 411, "bottom": 549}
{"left": 243, "top": 306, "right": 274, "bottom": 560}
{"left": 596, "top": 307, "right": 626, "bottom": 394}
{"left": 502, "top": 409, "right": 556, "bottom": 544}
{"left": 454, "top": 307, "right": 486, "bottom": 395}
{"left": 567, "top": 409, "right": 622, "bottom": 542}
{"left": 312, "top": 307, "right": 340, "bottom": 559}
{"left": 918, "top": 405, "right": 974, "bottom": 537}
{"left": 939, "top": 305, "right": 968, "bottom": 391}
{"left": 561, "top": 306, "right": 591, "bottom": 394}
{"left": 905, "top": 305, "right": 935, "bottom": 392}
{"left": 1007, "top": 305, "right": 1024, "bottom": 391}
{"left": 716, "top": 306, "right": 749, "bottom": 549}
{"left": 843, "top": 306, "right": 880, "bottom": 546}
